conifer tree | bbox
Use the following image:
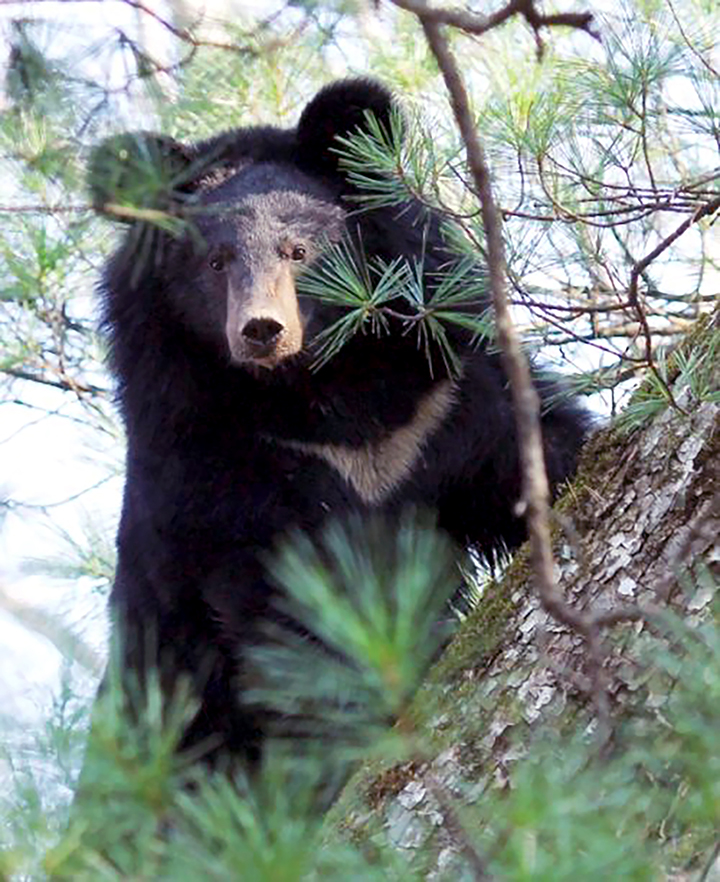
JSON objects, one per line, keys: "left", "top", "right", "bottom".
{"left": 0, "top": 2, "right": 717, "bottom": 878}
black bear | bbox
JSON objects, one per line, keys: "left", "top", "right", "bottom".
{"left": 89, "top": 79, "right": 589, "bottom": 772}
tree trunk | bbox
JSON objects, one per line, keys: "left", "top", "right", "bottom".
{"left": 326, "top": 311, "right": 719, "bottom": 877}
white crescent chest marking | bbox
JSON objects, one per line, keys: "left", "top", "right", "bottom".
{"left": 277, "top": 379, "right": 457, "bottom": 505}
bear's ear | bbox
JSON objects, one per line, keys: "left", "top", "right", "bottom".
{"left": 295, "top": 78, "right": 398, "bottom": 177}
{"left": 88, "top": 133, "right": 195, "bottom": 223}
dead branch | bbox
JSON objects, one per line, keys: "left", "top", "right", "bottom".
{"left": 627, "top": 195, "right": 720, "bottom": 410}
{"left": 385, "top": 0, "right": 697, "bottom": 747}
{"left": 390, "top": 0, "right": 598, "bottom": 45}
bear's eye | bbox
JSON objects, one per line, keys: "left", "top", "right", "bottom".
{"left": 290, "top": 245, "right": 307, "bottom": 262}
{"left": 208, "top": 246, "right": 235, "bottom": 273}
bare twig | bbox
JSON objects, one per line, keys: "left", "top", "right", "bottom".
{"left": 0, "top": 204, "right": 88, "bottom": 214}
{"left": 391, "top": 0, "right": 598, "bottom": 44}
{"left": 386, "top": 0, "right": 692, "bottom": 746}
{"left": 628, "top": 195, "right": 720, "bottom": 411}
{"left": 667, "top": 0, "right": 720, "bottom": 80}
{"left": 3, "top": 473, "right": 117, "bottom": 512}
{"left": 0, "top": 366, "right": 107, "bottom": 396}
{"left": 413, "top": 9, "right": 592, "bottom": 659}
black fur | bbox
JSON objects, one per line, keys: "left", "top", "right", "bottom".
{"left": 90, "top": 79, "right": 590, "bottom": 771}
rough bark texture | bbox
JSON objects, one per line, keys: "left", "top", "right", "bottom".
{"left": 326, "top": 312, "right": 719, "bottom": 877}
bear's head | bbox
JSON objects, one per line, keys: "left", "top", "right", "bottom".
{"left": 89, "top": 80, "right": 399, "bottom": 372}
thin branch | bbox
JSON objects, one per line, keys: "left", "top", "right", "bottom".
{"left": 0, "top": 0, "right": 277, "bottom": 55}
{"left": 627, "top": 195, "right": 720, "bottom": 410}
{"left": 413, "top": 11, "right": 589, "bottom": 643}
{"left": 5, "top": 473, "right": 117, "bottom": 512}
{"left": 0, "top": 366, "right": 108, "bottom": 396}
{"left": 667, "top": 0, "right": 720, "bottom": 80}
{"left": 387, "top": 0, "right": 694, "bottom": 746}
{"left": 0, "top": 204, "right": 88, "bottom": 214}
{"left": 391, "top": 0, "right": 598, "bottom": 43}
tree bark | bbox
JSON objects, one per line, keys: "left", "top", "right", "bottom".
{"left": 326, "top": 310, "right": 719, "bottom": 876}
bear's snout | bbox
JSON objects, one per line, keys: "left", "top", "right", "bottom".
{"left": 242, "top": 317, "right": 284, "bottom": 349}
{"left": 225, "top": 265, "right": 305, "bottom": 368}
{"left": 230, "top": 312, "right": 299, "bottom": 367}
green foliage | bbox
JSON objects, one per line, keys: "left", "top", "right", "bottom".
{"left": 46, "top": 664, "right": 199, "bottom": 879}
{"left": 614, "top": 349, "right": 678, "bottom": 432}
{"left": 23, "top": 511, "right": 117, "bottom": 590}
{"left": 297, "top": 241, "right": 406, "bottom": 366}
{"left": 479, "top": 748, "right": 657, "bottom": 880}
{"left": 1, "top": 666, "right": 91, "bottom": 880}
{"left": 1, "top": 1, "right": 719, "bottom": 879}
{"left": 333, "top": 106, "right": 424, "bottom": 210}
{"left": 247, "top": 516, "right": 460, "bottom": 749}
{"left": 615, "top": 321, "right": 720, "bottom": 432}
{"left": 635, "top": 593, "right": 720, "bottom": 834}
{"left": 14, "top": 517, "right": 457, "bottom": 880}
{"left": 167, "top": 762, "right": 396, "bottom": 882}
{"left": 3, "top": 524, "right": 717, "bottom": 880}
{"left": 87, "top": 134, "right": 193, "bottom": 230}
{"left": 5, "top": 21, "right": 64, "bottom": 113}
{"left": 297, "top": 237, "right": 493, "bottom": 375}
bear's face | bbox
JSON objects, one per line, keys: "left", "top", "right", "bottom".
{"left": 177, "top": 164, "right": 345, "bottom": 369}
{"left": 90, "top": 79, "right": 399, "bottom": 369}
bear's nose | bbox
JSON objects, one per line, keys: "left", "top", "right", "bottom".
{"left": 242, "top": 318, "right": 284, "bottom": 347}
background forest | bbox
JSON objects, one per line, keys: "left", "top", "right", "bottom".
{"left": 0, "top": 0, "right": 718, "bottom": 879}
